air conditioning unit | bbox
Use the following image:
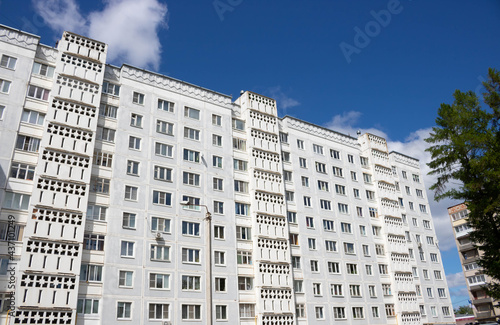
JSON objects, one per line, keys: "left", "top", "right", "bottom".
{"left": 163, "top": 321, "right": 172, "bottom": 325}
{"left": 155, "top": 232, "right": 163, "bottom": 240}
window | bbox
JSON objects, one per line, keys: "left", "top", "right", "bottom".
{"left": 132, "top": 91, "right": 144, "bottom": 104}
{"left": 212, "top": 134, "right": 222, "bottom": 146}
{"left": 362, "top": 244, "right": 370, "bottom": 256}
{"left": 375, "top": 244, "right": 385, "bottom": 255}
{"left": 385, "top": 304, "right": 395, "bottom": 317}
{"left": 21, "top": 109, "right": 45, "bottom": 125}
{"left": 412, "top": 217, "right": 418, "bottom": 227}
{"left": 238, "top": 277, "right": 253, "bottom": 291}
{"left": 315, "top": 306, "right": 324, "bottom": 320}
{"left": 438, "top": 288, "right": 446, "bottom": 298}
{"left": 285, "top": 191, "right": 294, "bottom": 202}
{"left": 236, "top": 226, "right": 251, "bottom": 240}
{"left": 402, "top": 170, "right": 408, "bottom": 179}
{"left": 294, "top": 280, "right": 303, "bottom": 293}
{"left": 353, "top": 188, "right": 360, "bottom": 198}
{"left": 16, "top": 135, "right": 41, "bottom": 152}
{"left": 0, "top": 79, "right": 10, "bottom": 92}
{"left": 315, "top": 162, "right": 326, "bottom": 173}
{"left": 119, "top": 270, "right": 133, "bottom": 287}
{"left": 442, "top": 306, "right": 451, "bottom": 316}
{"left": 32, "top": 62, "right": 55, "bottom": 77}
{"left": 77, "top": 298, "right": 99, "bottom": 314}
{"left": 184, "top": 127, "right": 200, "bottom": 140}
{"left": 126, "top": 160, "right": 139, "bottom": 176}
{"left": 235, "top": 202, "right": 249, "bottom": 215}
{"left": 234, "top": 159, "right": 248, "bottom": 171}
{"left": 382, "top": 283, "right": 392, "bottom": 296}
{"left": 99, "top": 103, "right": 118, "bottom": 118}
{"left": 212, "top": 114, "right": 221, "bottom": 125}
{"left": 335, "top": 184, "right": 346, "bottom": 195}
{"left": 183, "top": 171, "right": 200, "bottom": 186}
{"left": 413, "top": 174, "right": 420, "bottom": 182}
{"left": 325, "top": 240, "right": 337, "bottom": 252}
{"left": 310, "top": 260, "right": 319, "bottom": 272}
{"left": 363, "top": 173, "right": 372, "bottom": 183}
{"left": 27, "top": 85, "right": 49, "bottom": 100}
{"left": 237, "top": 251, "right": 252, "bottom": 265}
{"left": 292, "top": 256, "right": 301, "bottom": 269}
{"left": 86, "top": 205, "right": 107, "bottom": 221}
{"left": 427, "top": 236, "right": 435, "bottom": 245}
{"left": 153, "top": 190, "right": 171, "bottom": 206}
{"left": 283, "top": 170, "right": 292, "bottom": 181}
{"left": 344, "top": 242, "right": 355, "bottom": 254}
{"left": 331, "top": 284, "right": 343, "bottom": 296}
{"left": 0, "top": 105, "right": 4, "bottom": 119}
{"left": 156, "top": 120, "right": 174, "bottom": 135}
{"left": 323, "top": 219, "right": 335, "bottom": 231}
{"left": 215, "top": 305, "right": 227, "bottom": 321}
{"left": 151, "top": 217, "right": 170, "bottom": 233}
{"left": 352, "top": 307, "right": 364, "bottom": 319}
{"left": 149, "top": 273, "right": 170, "bottom": 289}
{"left": 234, "top": 180, "right": 248, "bottom": 193}
{"left": 296, "top": 304, "right": 305, "bottom": 318}
{"left": 369, "top": 207, "right": 378, "bottom": 218}
{"left": 214, "top": 225, "right": 225, "bottom": 240}
{"left": 366, "top": 190, "right": 375, "bottom": 200}
{"left": 287, "top": 212, "right": 297, "bottom": 224}
{"left": 372, "top": 226, "right": 381, "bottom": 236}
{"left": 181, "top": 195, "right": 200, "bottom": 210}
{"left": 232, "top": 118, "right": 245, "bottom": 130}
{"left": 213, "top": 177, "right": 223, "bottom": 191}
{"left": 122, "top": 212, "right": 136, "bottom": 229}
{"left": 120, "top": 241, "right": 134, "bottom": 257}
{"left": 1, "top": 55, "right": 17, "bottom": 69}
{"left": 379, "top": 264, "right": 388, "bottom": 275}
{"left": 412, "top": 267, "right": 419, "bottom": 278}
{"left": 308, "top": 238, "right": 316, "bottom": 250}
{"left": 338, "top": 203, "right": 349, "bottom": 214}
{"left": 102, "top": 81, "right": 120, "bottom": 96}
{"left": 332, "top": 166, "right": 343, "bottom": 177}
{"left": 182, "top": 248, "right": 200, "bottom": 263}
{"left": 239, "top": 304, "right": 255, "bottom": 318}
{"left": 215, "top": 277, "right": 226, "bottom": 292}
{"left": 320, "top": 199, "right": 331, "bottom": 210}
{"left": 420, "top": 204, "right": 427, "bottom": 213}
{"left": 409, "top": 201, "right": 414, "bottom": 210}
{"left": 333, "top": 307, "right": 346, "bottom": 319}
{"left": 312, "top": 283, "right": 322, "bottom": 296}
{"left": 282, "top": 152, "right": 290, "bottom": 162}
{"left": 214, "top": 251, "right": 225, "bottom": 266}
{"left": 233, "top": 138, "right": 246, "bottom": 150}
{"left": 405, "top": 186, "right": 411, "bottom": 195}
{"left": 434, "top": 270, "right": 442, "bottom": 280}
{"left": 351, "top": 171, "right": 357, "bottom": 181}
{"left": 330, "top": 149, "right": 340, "bottom": 159}
{"left": 346, "top": 263, "right": 358, "bottom": 274}
{"left": 328, "top": 261, "right": 340, "bottom": 274}
{"left": 154, "top": 166, "right": 172, "bottom": 182}
{"left": 301, "top": 176, "right": 309, "bottom": 187}
{"left": 299, "top": 157, "right": 307, "bottom": 168}
{"left": 149, "top": 303, "right": 169, "bottom": 320}
{"left": 10, "top": 162, "right": 35, "bottom": 180}
{"left": 313, "top": 144, "right": 324, "bottom": 155}
{"left": 182, "top": 221, "right": 200, "bottom": 236}
{"left": 158, "top": 99, "right": 174, "bottom": 112}
{"left": 128, "top": 136, "right": 140, "bottom": 149}
{"left": 359, "top": 225, "right": 366, "bottom": 235}
{"left": 427, "top": 287, "right": 434, "bottom": 298}
{"left": 416, "top": 188, "right": 424, "bottom": 197}
{"left": 356, "top": 206, "right": 363, "bottom": 217}
{"left": 182, "top": 304, "right": 201, "bottom": 320}
{"left": 288, "top": 233, "right": 299, "bottom": 246}
{"left": 341, "top": 222, "right": 352, "bottom": 233}
{"left": 184, "top": 107, "right": 200, "bottom": 119}
{"left": 348, "top": 154, "right": 354, "bottom": 163}
{"left": 150, "top": 244, "right": 170, "bottom": 262}
{"left": 366, "top": 264, "right": 373, "bottom": 275}
{"left": 155, "top": 142, "right": 173, "bottom": 158}
{"left": 430, "top": 253, "right": 438, "bottom": 262}
{"left": 423, "top": 220, "right": 431, "bottom": 229}
{"left": 90, "top": 177, "right": 110, "bottom": 194}
{"left": 306, "top": 216, "right": 315, "bottom": 228}
{"left": 183, "top": 149, "right": 200, "bottom": 162}
{"left": 214, "top": 201, "right": 224, "bottom": 214}
{"left": 303, "top": 196, "right": 311, "bottom": 207}
{"left": 96, "top": 127, "right": 116, "bottom": 143}
{"left": 80, "top": 264, "right": 103, "bottom": 282}
{"left": 419, "top": 305, "right": 426, "bottom": 316}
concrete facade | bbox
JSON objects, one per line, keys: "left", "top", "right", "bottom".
{"left": 0, "top": 25, "right": 454, "bottom": 325}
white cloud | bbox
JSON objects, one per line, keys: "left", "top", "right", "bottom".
{"left": 324, "top": 111, "right": 461, "bottom": 251}
{"left": 267, "top": 87, "right": 300, "bottom": 113}
{"left": 33, "top": 0, "right": 168, "bottom": 70}
{"left": 446, "top": 272, "right": 466, "bottom": 288}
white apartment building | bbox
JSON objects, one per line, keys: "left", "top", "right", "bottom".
{"left": 0, "top": 25, "right": 454, "bottom": 325}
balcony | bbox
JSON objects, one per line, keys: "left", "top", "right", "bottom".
{"left": 472, "top": 297, "right": 494, "bottom": 305}
{"left": 463, "top": 255, "right": 480, "bottom": 263}
{"left": 475, "top": 310, "right": 495, "bottom": 320}
{"left": 456, "top": 228, "right": 472, "bottom": 238}
{"left": 459, "top": 242, "right": 474, "bottom": 252}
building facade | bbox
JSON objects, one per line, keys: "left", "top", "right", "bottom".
{"left": 448, "top": 203, "right": 500, "bottom": 322}
{"left": 0, "top": 25, "right": 454, "bottom": 325}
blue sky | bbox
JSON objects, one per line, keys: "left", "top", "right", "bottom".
{"left": 2, "top": 0, "right": 499, "bottom": 309}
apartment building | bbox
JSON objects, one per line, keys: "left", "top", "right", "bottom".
{"left": 0, "top": 24, "right": 454, "bottom": 325}
{"left": 448, "top": 203, "right": 500, "bottom": 322}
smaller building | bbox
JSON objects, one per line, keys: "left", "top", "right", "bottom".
{"left": 448, "top": 203, "right": 500, "bottom": 323}
{"left": 454, "top": 314, "right": 474, "bottom": 325}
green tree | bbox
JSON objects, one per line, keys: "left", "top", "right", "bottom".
{"left": 454, "top": 305, "right": 473, "bottom": 315}
{"left": 425, "top": 68, "right": 500, "bottom": 299}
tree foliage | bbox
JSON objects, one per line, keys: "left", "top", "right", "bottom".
{"left": 454, "top": 305, "right": 473, "bottom": 315}
{"left": 425, "top": 68, "right": 500, "bottom": 299}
